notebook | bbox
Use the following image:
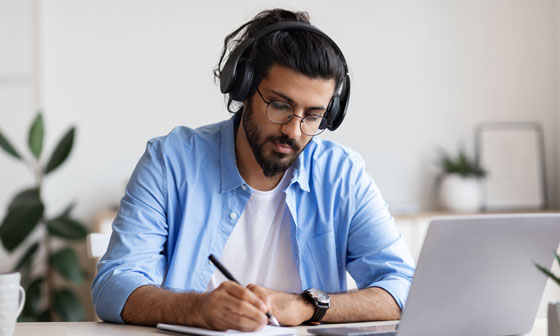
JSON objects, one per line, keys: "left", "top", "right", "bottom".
{"left": 157, "top": 323, "right": 296, "bottom": 336}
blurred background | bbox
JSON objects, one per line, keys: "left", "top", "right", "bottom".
{"left": 0, "top": 0, "right": 558, "bottom": 322}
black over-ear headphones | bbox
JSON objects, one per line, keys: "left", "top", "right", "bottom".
{"left": 219, "top": 21, "right": 351, "bottom": 131}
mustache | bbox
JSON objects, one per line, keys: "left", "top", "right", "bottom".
{"left": 266, "top": 135, "right": 300, "bottom": 151}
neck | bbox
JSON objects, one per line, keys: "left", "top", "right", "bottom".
{"left": 235, "top": 117, "right": 283, "bottom": 191}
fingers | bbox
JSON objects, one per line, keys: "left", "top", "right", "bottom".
{"left": 226, "top": 282, "right": 269, "bottom": 313}
{"left": 246, "top": 284, "right": 306, "bottom": 326}
{"left": 199, "top": 281, "right": 268, "bottom": 331}
{"left": 246, "top": 284, "right": 272, "bottom": 312}
{"left": 218, "top": 298, "right": 267, "bottom": 331}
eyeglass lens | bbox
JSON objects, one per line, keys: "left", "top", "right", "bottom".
{"left": 266, "top": 101, "right": 327, "bottom": 136}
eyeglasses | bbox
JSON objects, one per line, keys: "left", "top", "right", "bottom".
{"left": 255, "top": 88, "right": 328, "bottom": 136}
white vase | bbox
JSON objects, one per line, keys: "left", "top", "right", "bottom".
{"left": 439, "top": 174, "right": 483, "bottom": 212}
{"left": 550, "top": 302, "right": 560, "bottom": 336}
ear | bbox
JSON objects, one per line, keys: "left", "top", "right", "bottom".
{"left": 241, "top": 86, "right": 257, "bottom": 113}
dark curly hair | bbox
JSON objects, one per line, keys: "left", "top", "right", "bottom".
{"left": 214, "top": 9, "right": 347, "bottom": 113}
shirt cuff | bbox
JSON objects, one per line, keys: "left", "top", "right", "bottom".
{"left": 94, "top": 272, "right": 155, "bottom": 323}
{"left": 369, "top": 276, "right": 412, "bottom": 310}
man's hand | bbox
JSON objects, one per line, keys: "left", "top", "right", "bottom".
{"left": 121, "top": 283, "right": 269, "bottom": 331}
{"left": 194, "top": 281, "right": 270, "bottom": 331}
{"left": 246, "top": 284, "right": 314, "bottom": 326}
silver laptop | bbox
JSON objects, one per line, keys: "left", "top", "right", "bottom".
{"left": 310, "top": 214, "right": 560, "bottom": 336}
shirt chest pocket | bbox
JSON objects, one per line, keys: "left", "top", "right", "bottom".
{"left": 306, "top": 230, "right": 342, "bottom": 292}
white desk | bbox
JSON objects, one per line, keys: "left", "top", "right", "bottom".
{"left": 14, "top": 319, "right": 547, "bottom": 336}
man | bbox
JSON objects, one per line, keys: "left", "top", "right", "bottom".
{"left": 91, "top": 9, "right": 415, "bottom": 331}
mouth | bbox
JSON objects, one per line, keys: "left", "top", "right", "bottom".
{"left": 266, "top": 135, "right": 300, "bottom": 158}
{"left": 273, "top": 141, "right": 294, "bottom": 154}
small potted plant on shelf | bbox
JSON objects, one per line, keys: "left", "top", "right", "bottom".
{"left": 535, "top": 253, "right": 560, "bottom": 336}
{"left": 437, "top": 148, "right": 486, "bottom": 212}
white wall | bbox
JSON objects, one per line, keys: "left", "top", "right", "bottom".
{"left": 0, "top": 0, "right": 38, "bottom": 272}
{"left": 1, "top": 0, "right": 559, "bottom": 265}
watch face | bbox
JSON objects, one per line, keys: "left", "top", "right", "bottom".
{"left": 309, "top": 288, "right": 330, "bottom": 305}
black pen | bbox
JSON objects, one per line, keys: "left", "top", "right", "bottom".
{"left": 208, "top": 254, "right": 280, "bottom": 327}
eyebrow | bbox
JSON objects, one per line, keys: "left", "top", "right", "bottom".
{"left": 270, "top": 90, "right": 327, "bottom": 112}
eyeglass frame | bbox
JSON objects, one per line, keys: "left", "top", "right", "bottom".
{"left": 255, "top": 88, "right": 328, "bottom": 136}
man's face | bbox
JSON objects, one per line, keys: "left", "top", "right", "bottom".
{"left": 242, "top": 64, "right": 336, "bottom": 178}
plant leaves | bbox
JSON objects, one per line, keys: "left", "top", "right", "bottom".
{"left": 45, "top": 202, "right": 86, "bottom": 240}
{"left": 22, "top": 277, "right": 44, "bottom": 317}
{"left": 54, "top": 289, "right": 84, "bottom": 321}
{"left": 535, "top": 262, "right": 560, "bottom": 286}
{"left": 50, "top": 247, "right": 83, "bottom": 285}
{"left": 37, "top": 310, "right": 51, "bottom": 322}
{"left": 438, "top": 148, "right": 486, "bottom": 178}
{"left": 44, "top": 127, "right": 75, "bottom": 175}
{"left": 47, "top": 216, "right": 87, "bottom": 240}
{"left": 59, "top": 202, "right": 76, "bottom": 218}
{"left": 10, "top": 188, "right": 42, "bottom": 206}
{"left": 0, "top": 129, "right": 22, "bottom": 160}
{"left": 17, "top": 315, "right": 33, "bottom": 322}
{"left": 12, "top": 241, "right": 40, "bottom": 272}
{"left": 555, "top": 251, "right": 560, "bottom": 267}
{"left": 28, "top": 113, "right": 44, "bottom": 159}
{"left": 0, "top": 188, "right": 44, "bottom": 251}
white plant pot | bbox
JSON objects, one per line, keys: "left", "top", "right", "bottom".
{"left": 550, "top": 302, "right": 560, "bottom": 336}
{"left": 439, "top": 174, "right": 483, "bottom": 212}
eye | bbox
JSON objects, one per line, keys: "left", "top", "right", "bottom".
{"left": 269, "top": 101, "right": 292, "bottom": 112}
{"left": 304, "top": 114, "right": 323, "bottom": 123}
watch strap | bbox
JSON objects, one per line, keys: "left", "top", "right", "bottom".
{"left": 308, "top": 304, "right": 328, "bottom": 323}
{"left": 303, "top": 289, "right": 330, "bottom": 323}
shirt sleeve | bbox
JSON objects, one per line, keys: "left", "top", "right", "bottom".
{"left": 345, "top": 155, "right": 416, "bottom": 310}
{"left": 91, "top": 140, "right": 168, "bottom": 323}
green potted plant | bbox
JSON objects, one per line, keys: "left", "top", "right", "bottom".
{"left": 437, "top": 148, "right": 486, "bottom": 212}
{"left": 535, "top": 254, "right": 560, "bottom": 336}
{"left": 0, "top": 112, "right": 88, "bottom": 321}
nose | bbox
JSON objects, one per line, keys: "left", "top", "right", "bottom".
{"left": 281, "top": 114, "right": 303, "bottom": 139}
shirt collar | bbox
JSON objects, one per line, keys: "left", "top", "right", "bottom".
{"left": 220, "top": 115, "right": 245, "bottom": 193}
{"left": 219, "top": 114, "right": 311, "bottom": 193}
{"left": 290, "top": 153, "right": 310, "bottom": 192}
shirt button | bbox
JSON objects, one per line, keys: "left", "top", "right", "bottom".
{"left": 229, "top": 212, "right": 237, "bottom": 219}
{"left": 241, "top": 185, "right": 247, "bottom": 191}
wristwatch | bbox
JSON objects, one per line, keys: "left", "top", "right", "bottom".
{"left": 302, "top": 288, "right": 330, "bottom": 323}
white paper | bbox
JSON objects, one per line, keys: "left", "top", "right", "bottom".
{"left": 156, "top": 323, "right": 296, "bottom": 336}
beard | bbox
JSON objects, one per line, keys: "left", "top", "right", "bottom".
{"left": 242, "top": 103, "right": 301, "bottom": 178}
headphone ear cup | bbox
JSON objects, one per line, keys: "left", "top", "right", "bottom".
{"left": 328, "top": 74, "right": 350, "bottom": 131}
{"left": 325, "top": 95, "right": 340, "bottom": 131}
{"left": 229, "top": 58, "right": 254, "bottom": 101}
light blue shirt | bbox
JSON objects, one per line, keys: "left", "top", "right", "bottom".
{"left": 91, "top": 115, "right": 415, "bottom": 323}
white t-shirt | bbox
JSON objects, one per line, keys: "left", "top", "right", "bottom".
{"left": 206, "top": 168, "right": 302, "bottom": 293}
